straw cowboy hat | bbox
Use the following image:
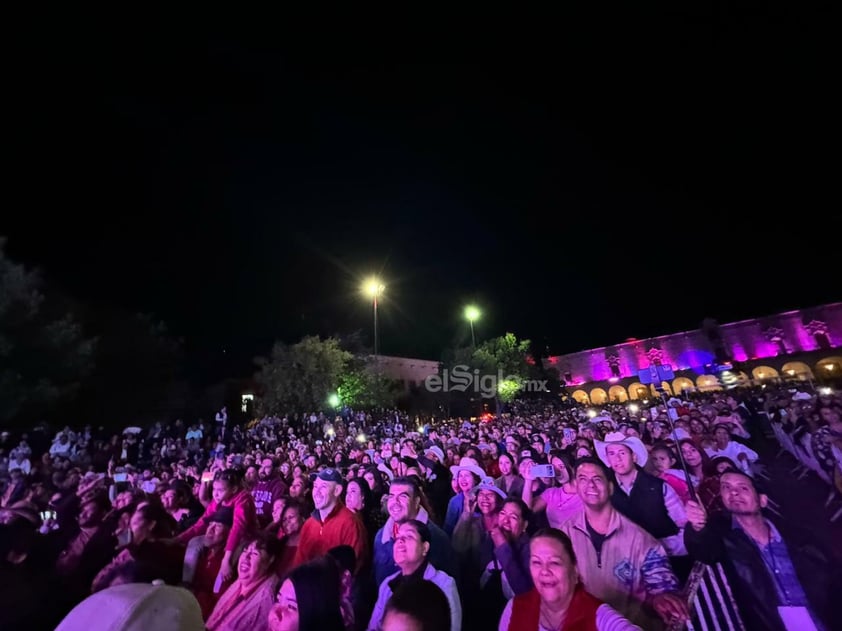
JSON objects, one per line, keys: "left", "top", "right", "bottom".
{"left": 595, "top": 431, "right": 649, "bottom": 467}
{"left": 449, "top": 456, "right": 486, "bottom": 479}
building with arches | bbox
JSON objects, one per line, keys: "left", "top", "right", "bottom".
{"left": 545, "top": 303, "right": 842, "bottom": 402}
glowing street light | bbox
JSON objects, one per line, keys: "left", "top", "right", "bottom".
{"left": 328, "top": 393, "right": 340, "bottom": 409}
{"left": 362, "top": 277, "right": 385, "bottom": 357}
{"left": 464, "top": 305, "right": 481, "bottom": 347}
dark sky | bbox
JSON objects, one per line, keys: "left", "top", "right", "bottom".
{"left": 5, "top": 9, "right": 839, "bottom": 380}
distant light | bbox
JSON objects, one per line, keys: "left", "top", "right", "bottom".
{"left": 587, "top": 409, "right": 597, "bottom": 418}
{"left": 327, "top": 428, "right": 335, "bottom": 437}
{"left": 328, "top": 393, "right": 340, "bottom": 408}
{"left": 787, "top": 369, "right": 796, "bottom": 376}
{"left": 825, "top": 364, "right": 835, "bottom": 371}
{"left": 643, "top": 399, "right": 650, "bottom": 404}
{"left": 464, "top": 305, "right": 481, "bottom": 322}
{"left": 820, "top": 387, "right": 832, "bottom": 395}
{"left": 362, "top": 277, "right": 385, "bottom": 298}
{"left": 608, "top": 377, "right": 619, "bottom": 383}
{"left": 356, "top": 433, "right": 366, "bottom": 443}
{"left": 628, "top": 403, "right": 639, "bottom": 413}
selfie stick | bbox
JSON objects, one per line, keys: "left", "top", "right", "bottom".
{"left": 640, "top": 365, "right": 699, "bottom": 503}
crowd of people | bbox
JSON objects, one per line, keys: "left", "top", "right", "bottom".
{"left": 1, "top": 383, "right": 840, "bottom": 630}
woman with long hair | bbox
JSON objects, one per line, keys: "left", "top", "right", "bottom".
{"left": 522, "top": 451, "right": 583, "bottom": 529}
{"left": 268, "top": 556, "right": 346, "bottom": 631}
{"left": 494, "top": 452, "right": 524, "bottom": 498}
{"left": 678, "top": 439, "right": 721, "bottom": 512}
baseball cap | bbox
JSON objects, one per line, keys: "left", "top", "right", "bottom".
{"left": 56, "top": 582, "right": 204, "bottom": 631}
{"left": 315, "top": 468, "right": 344, "bottom": 484}
{"left": 519, "top": 447, "right": 539, "bottom": 462}
{"left": 207, "top": 506, "right": 234, "bottom": 527}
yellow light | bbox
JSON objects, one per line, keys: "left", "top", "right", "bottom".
{"left": 587, "top": 409, "right": 597, "bottom": 418}
{"left": 356, "top": 433, "right": 366, "bottom": 443}
{"left": 628, "top": 403, "right": 639, "bottom": 413}
{"left": 825, "top": 364, "right": 835, "bottom": 371}
{"left": 787, "top": 369, "right": 796, "bottom": 376}
{"left": 464, "top": 305, "right": 481, "bottom": 322}
{"left": 362, "top": 277, "right": 384, "bottom": 298}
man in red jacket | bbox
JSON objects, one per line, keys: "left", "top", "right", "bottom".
{"left": 292, "top": 468, "right": 368, "bottom": 574}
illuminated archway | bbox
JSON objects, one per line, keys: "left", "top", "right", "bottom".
{"left": 816, "top": 356, "right": 842, "bottom": 377}
{"left": 696, "top": 375, "right": 722, "bottom": 392}
{"left": 628, "top": 382, "right": 649, "bottom": 400}
{"left": 752, "top": 366, "right": 778, "bottom": 381}
{"left": 590, "top": 388, "right": 608, "bottom": 405}
{"left": 672, "top": 377, "right": 694, "bottom": 394}
{"left": 781, "top": 361, "right": 813, "bottom": 380}
{"left": 608, "top": 385, "right": 628, "bottom": 402}
{"left": 571, "top": 389, "right": 590, "bottom": 404}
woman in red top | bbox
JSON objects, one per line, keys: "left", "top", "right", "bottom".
{"left": 498, "top": 528, "right": 639, "bottom": 631}
{"left": 176, "top": 468, "right": 257, "bottom": 584}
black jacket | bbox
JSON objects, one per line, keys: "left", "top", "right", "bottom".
{"left": 684, "top": 512, "right": 841, "bottom": 631}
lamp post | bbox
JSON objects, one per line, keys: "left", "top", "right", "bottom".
{"left": 362, "top": 277, "right": 385, "bottom": 358}
{"left": 464, "top": 305, "right": 481, "bottom": 347}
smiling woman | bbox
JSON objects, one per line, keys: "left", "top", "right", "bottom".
{"left": 498, "top": 528, "right": 640, "bottom": 631}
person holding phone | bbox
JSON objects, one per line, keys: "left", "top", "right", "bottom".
{"left": 522, "top": 452, "right": 583, "bottom": 529}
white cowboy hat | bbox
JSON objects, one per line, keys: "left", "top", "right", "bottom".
{"left": 424, "top": 446, "right": 445, "bottom": 463}
{"left": 449, "top": 456, "right": 486, "bottom": 479}
{"left": 594, "top": 431, "right": 649, "bottom": 467}
{"left": 470, "top": 477, "right": 507, "bottom": 500}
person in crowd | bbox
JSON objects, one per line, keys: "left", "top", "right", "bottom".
{"left": 559, "top": 458, "right": 687, "bottom": 629}
{"left": 268, "top": 556, "right": 346, "bottom": 631}
{"left": 490, "top": 497, "right": 533, "bottom": 598}
{"left": 265, "top": 496, "right": 288, "bottom": 537}
{"left": 327, "top": 545, "right": 359, "bottom": 630}
{"left": 91, "top": 501, "right": 182, "bottom": 592}
{"left": 206, "top": 533, "right": 281, "bottom": 631}
{"left": 252, "top": 457, "right": 289, "bottom": 528}
{"left": 494, "top": 451, "right": 524, "bottom": 498}
{"left": 522, "top": 451, "right": 583, "bottom": 529}
{"left": 183, "top": 507, "right": 234, "bottom": 620}
{"left": 373, "top": 475, "right": 455, "bottom": 586}
{"left": 161, "top": 479, "right": 203, "bottom": 533}
{"left": 292, "top": 468, "right": 368, "bottom": 573}
{"left": 369, "top": 519, "right": 461, "bottom": 631}
{"left": 678, "top": 439, "right": 723, "bottom": 512}
{"left": 51, "top": 492, "right": 117, "bottom": 616}
{"left": 648, "top": 443, "right": 691, "bottom": 504}
{"left": 380, "top": 577, "right": 452, "bottom": 631}
{"left": 498, "top": 528, "right": 640, "bottom": 631}
{"left": 175, "top": 468, "right": 257, "bottom": 586}
{"left": 345, "top": 477, "right": 385, "bottom": 548}
{"left": 684, "top": 470, "right": 841, "bottom": 631}
{"left": 595, "top": 432, "right": 688, "bottom": 557}
{"left": 275, "top": 499, "right": 306, "bottom": 579}
{"left": 417, "top": 447, "right": 451, "bottom": 523}
{"left": 705, "top": 424, "right": 759, "bottom": 475}
{"left": 444, "top": 456, "right": 485, "bottom": 535}
{"left": 453, "top": 477, "right": 509, "bottom": 628}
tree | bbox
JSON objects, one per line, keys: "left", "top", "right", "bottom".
{"left": 337, "top": 357, "right": 401, "bottom": 410}
{"left": 0, "top": 239, "right": 95, "bottom": 426}
{"left": 255, "top": 336, "right": 352, "bottom": 416}
{"left": 473, "top": 332, "right": 532, "bottom": 403}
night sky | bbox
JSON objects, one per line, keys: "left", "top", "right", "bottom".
{"left": 5, "top": 11, "right": 839, "bottom": 381}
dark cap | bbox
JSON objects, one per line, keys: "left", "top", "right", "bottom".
{"left": 316, "top": 468, "right": 344, "bottom": 484}
{"left": 207, "top": 506, "right": 234, "bottom": 527}
{"left": 520, "top": 447, "right": 538, "bottom": 461}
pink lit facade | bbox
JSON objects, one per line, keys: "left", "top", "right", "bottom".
{"left": 545, "top": 303, "right": 842, "bottom": 399}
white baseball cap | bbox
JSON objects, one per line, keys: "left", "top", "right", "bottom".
{"left": 56, "top": 582, "right": 205, "bottom": 631}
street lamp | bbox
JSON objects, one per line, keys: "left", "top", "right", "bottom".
{"left": 362, "top": 277, "right": 385, "bottom": 357}
{"left": 464, "top": 305, "right": 481, "bottom": 347}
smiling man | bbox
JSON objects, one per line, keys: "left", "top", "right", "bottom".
{"left": 559, "top": 458, "right": 688, "bottom": 629}
{"left": 291, "top": 468, "right": 368, "bottom": 574}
